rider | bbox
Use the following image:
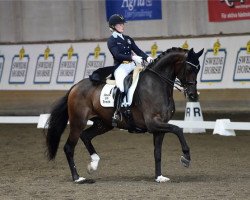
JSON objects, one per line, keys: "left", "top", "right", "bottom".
{"left": 107, "top": 14, "right": 153, "bottom": 125}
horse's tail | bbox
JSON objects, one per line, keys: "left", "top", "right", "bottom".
{"left": 45, "top": 88, "right": 72, "bottom": 160}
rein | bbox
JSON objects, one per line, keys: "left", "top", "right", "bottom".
{"left": 143, "top": 52, "right": 198, "bottom": 93}
{"left": 146, "top": 68, "right": 183, "bottom": 92}
{"left": 143, "top": 58, "right": 191, "bottom": 93}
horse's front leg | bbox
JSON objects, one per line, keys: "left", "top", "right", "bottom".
{"left": 167, "top": 124, "right": 191, "bottom": 167}
{"left": 153, "top": 133, "right": 170, "bottom": 183}
{"left": 151, "top": 120, "right": 191, "bottom": 168}
{"left": 149, "top": 118, "right": 191, "bottom": 183}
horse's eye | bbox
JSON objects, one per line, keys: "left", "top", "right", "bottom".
{"left": 186, "top": 65, "right": 193, "bottom": 72}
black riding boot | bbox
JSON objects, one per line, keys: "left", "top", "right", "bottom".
{"left": 112, "top": 90, "right": 125, "bottom": 127}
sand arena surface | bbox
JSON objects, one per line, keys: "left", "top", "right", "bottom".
{"left": 0, "top": 124, "right": 249, "bottom": 200}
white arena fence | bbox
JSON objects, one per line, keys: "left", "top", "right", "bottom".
{"left": 1, "top": 114, "right": 250, "bottom": 136}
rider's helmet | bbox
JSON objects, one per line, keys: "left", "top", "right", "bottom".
{"left": 108, "top": 14, "right": 126, "bottom": 30}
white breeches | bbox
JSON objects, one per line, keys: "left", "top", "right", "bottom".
{"left": 114, "top": 62, "right": 136, "bottom": 92}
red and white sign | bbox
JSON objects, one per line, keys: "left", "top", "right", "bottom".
{"left": 208, "top": 0, "right": 250, "bottom": 22}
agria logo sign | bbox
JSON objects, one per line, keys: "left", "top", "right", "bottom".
{"left": 106, "top": 0, "right": 161, "bottom": 21}
{"left": 121, "top": 0, "right": 153, "bottom": 11}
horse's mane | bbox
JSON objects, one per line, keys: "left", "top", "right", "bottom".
{"left": 147, "top": 47, "right": 188, "bottom": 69}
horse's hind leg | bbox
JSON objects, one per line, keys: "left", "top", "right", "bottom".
{"left": 80, "top": 117, "right": 113, "bottom": 173}
{"left": 64, "top": 119, "right": 87, "bottom": 183}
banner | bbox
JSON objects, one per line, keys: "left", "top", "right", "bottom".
{"left": 106, "top": 0, "right": 162, "bottom": 21}
{"left": 0, "top": 36, "right": 250, "bottom": 90}
{"left": 208, "top": 0, "right": 250, "bottom": 22}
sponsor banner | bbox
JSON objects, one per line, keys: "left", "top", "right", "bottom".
{"left": 201, "top": 39, "right": 227, "bottom": 82}
{"left": 0, "top": 35, "right": 250, "bottom": 90}
{"left": 106, "top": 0, "right": 162, "bottom": 21}
{"left": 208, "top": 0, "right": 250, "bottom": 22}
{"left": 233, "top": 46, "right": 250, "bottom": 81}
{"left": 146, "top": 42, "right": 162, "bottom": 58}
{"left": 201, "top": 49, "right": 226, "bottom": 82}
{"left": 84, "top": 45, "right": 106, "bottom": 78}
{"left": 9, "top": 47, "right": 29, "bottom": 84}
{"left": 57, "top": 46, "right": 78, "bottom": 83}
{"left": 34, "top": 47, "right": 55, "bottom": 84}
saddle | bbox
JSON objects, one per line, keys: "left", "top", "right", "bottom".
{"left": 90, "top": 66, "right": 146, "bottom": 133}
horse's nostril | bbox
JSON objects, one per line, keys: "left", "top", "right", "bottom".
{"left": 188, "top": 93, "right": 198, "bottom": 102}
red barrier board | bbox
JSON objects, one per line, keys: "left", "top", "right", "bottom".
{"left": 208, "top": 0, "right": 250, "bottom": 22}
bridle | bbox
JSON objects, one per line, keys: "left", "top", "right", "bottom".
{"left": 144, "top": 57, "right": 199, "bottom": 93}
{"left": 186, "top": 61, "right": 200, "bottom": 69}
{"left": 179, "top": 60, "right": 200, "bottom": 87}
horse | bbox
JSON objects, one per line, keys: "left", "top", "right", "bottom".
{"left": 45, "top": 47, "right": 204, "bottom": 183}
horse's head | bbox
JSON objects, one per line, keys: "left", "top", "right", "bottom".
{"left": 177, "top": 48, "right": 204, "bottom": 102}
{"left": 145, "top": 47, "right": 203, "bottom": 102}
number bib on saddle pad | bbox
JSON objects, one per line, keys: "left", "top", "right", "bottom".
{"left": 100, "top": 66, "right": 142, "bottom": 107}
{"left": 100, "top": 84, "right": 115, "bottom": 107}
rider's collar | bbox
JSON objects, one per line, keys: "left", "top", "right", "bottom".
{"left": 112, "top": 31, "right": 124, "bottom": 40}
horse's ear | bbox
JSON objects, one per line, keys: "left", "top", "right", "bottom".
{"left": 196, "top": 48, "right": 204, "bottom": 58}
{"left": 188, "top": 48, "right": 194, "bottom": 57}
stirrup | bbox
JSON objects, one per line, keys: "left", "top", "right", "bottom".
{"left": 112, "top": 111, "right": 121, "bottom": 127}
{"left": 124, "top": 108, "right": 131, "bottom": 115}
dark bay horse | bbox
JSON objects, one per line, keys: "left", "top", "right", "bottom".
{"left": 45, "top": 47, "right": 204, "bottom": 183}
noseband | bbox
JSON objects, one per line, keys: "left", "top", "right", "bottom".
{"left": 180, "top": 61, "right": 200, "bottom": 87}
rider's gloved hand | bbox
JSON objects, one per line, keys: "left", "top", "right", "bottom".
{"left": 147, "top": 56, "right": 154, "bottom": 63}
{"left": 132, "top": 55, "right": 143, "bottom": 64}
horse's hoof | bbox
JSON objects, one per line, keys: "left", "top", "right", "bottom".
{"left": 180, "top": 155, "right": 190, "bottom": 168}
{"left": 74, "top": 177, "right": 86, "bottom": 183}
{"left": 74, "top": 177, "right": 95, "bottom": 184}
{"left": 155, "top": 175, "right": 170, "bottom": 183}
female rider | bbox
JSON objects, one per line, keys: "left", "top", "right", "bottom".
{"left": 107, "top": 14, "right": 153, "bottom": 125}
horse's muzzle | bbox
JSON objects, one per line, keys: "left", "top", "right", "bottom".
{"left": 187, "top": 92, "right": 199, "bottom": 102}
{"left": 185, "top": 86, "right": 199, "bottom": 102}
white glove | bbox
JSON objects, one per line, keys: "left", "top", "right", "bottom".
{"left": 147, "top": 56, "right": 154, "bottom": 63}
{"left": 132, "top": 55, "right": 143, "bottom": 64}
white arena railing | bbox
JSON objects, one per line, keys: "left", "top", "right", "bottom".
{"left": 1, "top": 114, "right": 250, "bottom": 136}
{"left": 0, "top": 116, "right": 40, "bottom": 124}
